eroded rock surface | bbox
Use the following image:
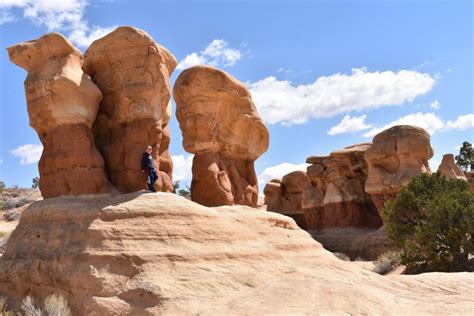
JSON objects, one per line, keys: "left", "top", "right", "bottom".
{"left": 437, "top": 154, "right": 467, "bottom": 181}
{"left": 365, "top": 125, "right": 433, "bottom": 214}
{"left": 302, "top": 144, "right": 381, "bottom": 230}
{"left": 264, "top": 172, "right": 309, "bottom": 228}
{"left": 83, "top": 26, "right": 177, "bottom": 193}
{"left": 7, "top": 33, "right": 109, "bottom": 198}
{"left": 0, "top": 193, "right": 472, "bottom": 315}
{"left": 174, "top": 65, "right": 269, "bottom": 207}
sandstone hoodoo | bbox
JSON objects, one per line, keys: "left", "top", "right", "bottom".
{"left": 83, "top": 26, "right": 177, "bottom": 193}
{"left": 302, "top": 143, "right": 382, "bottom": 230}
{"left": 437, "top": 153, "right": 467, "bottom": 181}
{"left": 264, "top": 171, "right": 309, "bottom": 228}
{"left": 364, "top": 125, "right": 434, "bottom": 214}
{"left": 7, "top": 33, "right": 109, "bottom": 198}
{"left": 174, "top": 65, "right": 270, "bottom": 207}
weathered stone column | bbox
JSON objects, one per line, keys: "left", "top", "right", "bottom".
{"left": 7, "top": 33, "right": 109, "bottom": 198}
{"left": 174, "top": 65, "right": 269, "bottom": 207}
{"left": 83, "top": 26, "right": 177, "bottom": 193}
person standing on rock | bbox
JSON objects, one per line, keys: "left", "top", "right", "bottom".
{"left": 141, "top": 146, "right": 158, "bottom": 192}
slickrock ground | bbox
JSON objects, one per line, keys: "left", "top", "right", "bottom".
{"left": 0, "top": 193, "right": 472, "bottom": 315}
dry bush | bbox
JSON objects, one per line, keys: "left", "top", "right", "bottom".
{"left": 373, "top": 251, "right": 401, "bottom": 275}
{"left": 43, "top": 295, "right": 71, "bottom": 316}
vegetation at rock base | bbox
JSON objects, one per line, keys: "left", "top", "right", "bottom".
{"left": 383, "top": 172, "right": 474, "bottom": 273}
{"left": 455, "top": 141, "right": 473, "bottom": 172}
{"left": 372, "top": 251, "right": 402, "bottom": 275}
{"left": 0, "top": 295, "right": 71, "bottom": 316}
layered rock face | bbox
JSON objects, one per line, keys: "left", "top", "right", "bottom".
{"left": 1, "top": 193, "right": 472, "bottom": 315}
{"left": 302, "top": 144, "right": 382, "bottom": 230}
{"left": 7, "top": 33, "right": 109, "bottom": 198}
{"left": 83, "top": 26, "right": 177, "bottom": 193}
{"left": 264, "top": 171, "right": 309, "bottom": 228}
{"left": 174, "top": 65, "right": 269, "bottom": 207}
{"left": 437, "top": 154, "right": 467, "bottom": 181}
{"left": 365, "top": 125, "right": 433, "bottom": 214}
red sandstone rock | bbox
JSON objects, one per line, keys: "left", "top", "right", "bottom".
{"left": 364, "top": 125, "right": 433, "bottom": 214}
{"left": 264, "top": 172, "right": 309, "bottom": 228}
{"left": 0, "top": 193, "right": 472, "bottom": 315}
{"left": 83, "top": 26, "right": 177, "bottom": 193}
{"left": 437, "top": 154, "right": 467, "bottom": 181}
{"left": 174, "top": 65, "right": 269, "bottom": 207}
{"left": 7, "top": 33, "right": 109, "bottom": 198}
{"left": 302, "top": 143, "right": 381, "bottom": 230}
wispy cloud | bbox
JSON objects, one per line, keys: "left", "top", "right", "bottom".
{"left": 177, "top": 39, "right": 242, "bottom": 70}
{"left": 0, "top": 0, "right": 116, "bottom": 48}
{"left": 363, "top": 112, "right": 474, "bottom": 137}
{"left": 328, "top": 114, "right": 372, "bottom": 136}
{"left": 10, "top": 144, "right": 43, "bottom": 165}
{"left": 429, "top": 100, "right": 441, "bottom": 110}
{"left": 257, "top": 162, "right": 309, "bottom": 187}
{"left": 249, "top": 68, "right": 436, "bottom": 126}
{"left": 171, "top": 154, "right": 193, "bottom": 184}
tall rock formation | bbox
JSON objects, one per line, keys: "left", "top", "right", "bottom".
{"left": 302, "top": 144, "right": 381, "bottom": 230}
{"left": 7, "top": 33, "right": 109, "bottom": 198}
{"left": 437, "top": 154, "right": 467, "bottom": 181}
{"left": 264, "top": 171, "right": 309, "bottom": 228}
{"left": 365, "top": 125, "right": 433, "bottom": 214}
{"left": 174, "top": 65, "right": 269, "bottom": 207}
{"left": 83, "top": 26, "right": 177, "bottom": 193}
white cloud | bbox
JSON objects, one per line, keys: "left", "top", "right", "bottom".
{"left": 0, "top": 0, "right": 116, "bottom": 48}
{"left": 0, "top": 9, "right": 15, "bottom": 24}
{"left": 172, "top": 154, "right": 193, "bottom": 183}
{"left": 445, "top": 114, "right": 474, "bottom": 131}
{"left": 363, "top": 112, "right": 474, "bottom": 137}
{"left": 177, "top": 39, "right": 242, "bottom": 70}
{"left": 257, "top": 162, "right": 309, "bottom": 186}
{"left": 248, "top": 68, "right": 436, "bottom": 126}
{"left": 430, "top": 100, "right": 441, "bottom": 110}
{"left": 328, "top": 114, "right": 372, "bottom": 135}
{"left": 10, "top": 144, "right": 43, "bottom": 165}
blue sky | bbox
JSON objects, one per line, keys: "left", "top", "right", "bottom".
{"left": 0, "top": 0, "right": 473, "bottom": 191}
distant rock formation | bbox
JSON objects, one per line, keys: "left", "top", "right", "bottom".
{"left": 174, "top": 65, "right": 269, "bottom": 207}
{"left": 365, "top": 125, "right": 433, "bottom": 214}
{"left": 264, "top": 171, "right": 309, "bottom": 228}
{"left": 83, "top": 26, "right": 177, "bottom": 193}
{"left": 437, "top": 154, "right": 467, "bottom": 181}
{"left": 7, "top": 33, "right": 109, "bottom": 198}
{"left": 1, "top": 193, "right": 472, "bottom": 315}
{"left": 302, "top": 144, "right": 381, "bottom": 230}
{"left": 466, "top": 171, "right": 474, "bottom": 191}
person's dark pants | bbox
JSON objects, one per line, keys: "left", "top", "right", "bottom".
{"left": 147, "top": 170, "right": 158, "bottom": 192}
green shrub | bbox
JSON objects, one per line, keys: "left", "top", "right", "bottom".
{"left": 383, "top": 172, "right": 474, "bottom": 273}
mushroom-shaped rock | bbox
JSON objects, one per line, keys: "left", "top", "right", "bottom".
{"left": 174, "top": 65, "right": 269, "bottom": 207}
{"left": 7, "top": 33, "right": 109, "bottom": 198}
{"left": 437, "top": 154, "right": 467, "bottom": 181}
{"left": 264, "top": 172, "right": 309, "bottom": 229}
{"left": 302, "top": 143, "right": 381, "bottom": 230}
{"left": 364, "top": 125, "right": 434, "bottom": 214}
{"left": 83, "top": 26, "right": 177, "bottom": 193}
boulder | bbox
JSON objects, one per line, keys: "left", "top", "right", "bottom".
{"left": 303, "top": 143, "right": 381, "bottom": 230}
{"left": 174, "top": 65, "right": 269, "bottom": 207}
{"left": 365, "top": 125, "right": 433, "bottom": 214}
{"left": 7, "top": 33, "right": 109, "bottom": 198}
{"left": 83, "top": 26, "right": 177, "bottom": 193}
{"left": 264, "top": 172, "right": 309, "bottom": 228}
{"left": 437, "top": 154, "right": 467, "bottom": 181}
{"left": 0, "top": 193, "right": 472, "bottom": 315}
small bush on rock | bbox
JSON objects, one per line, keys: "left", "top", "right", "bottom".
{"left": 372, "top": 251, "right": 401, "bottom": 275}
{"left": 384, "top": 172, "right": 474, "bottom": 273}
